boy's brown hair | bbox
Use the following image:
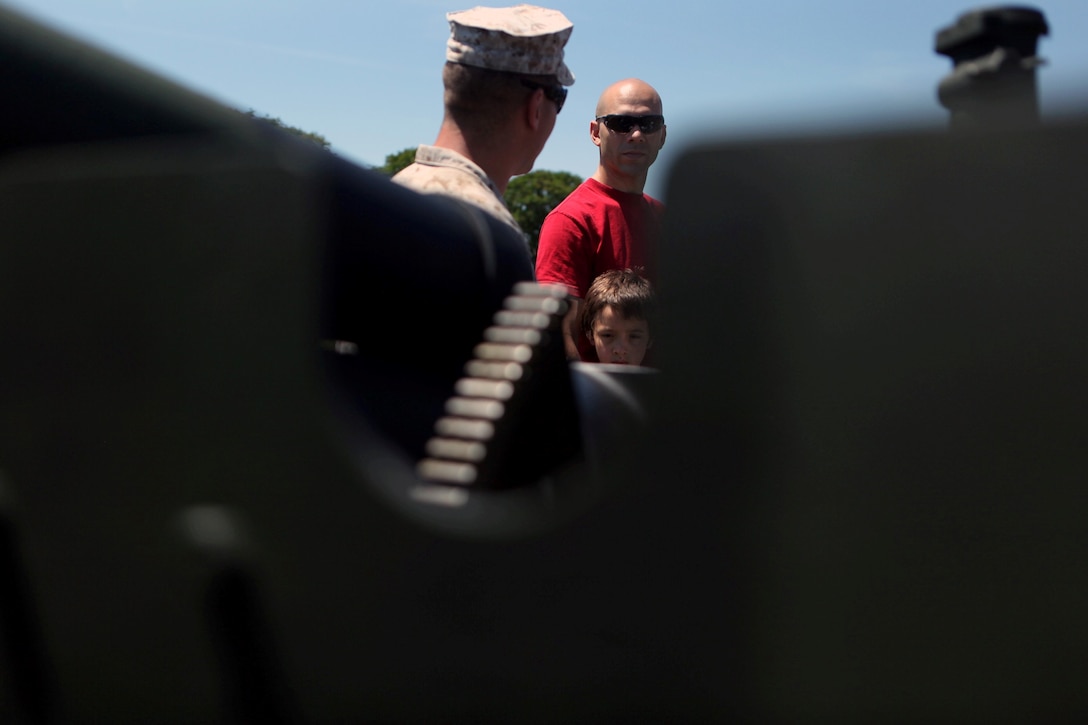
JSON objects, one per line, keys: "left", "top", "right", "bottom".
{"left": 579, "top": 267, "right": 658, "bottom": 340}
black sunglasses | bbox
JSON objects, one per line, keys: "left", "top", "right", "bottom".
{"left": 595, "top": 114, "right": 666, "bottom": 134}
{"left": 521, "top": 80, "right": 567, "bottom": 114}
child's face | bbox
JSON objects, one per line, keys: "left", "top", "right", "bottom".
{"left": 589, "top": 304, "right": 651, "bottom": 365}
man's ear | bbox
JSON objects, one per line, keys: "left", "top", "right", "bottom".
{"left": 590, "top": 119, "right": 602, "bottom": 148}
{"left": 526, "top": 88, "right": 545, "bottom": 130}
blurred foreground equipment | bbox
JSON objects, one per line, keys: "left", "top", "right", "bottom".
{"left": 3, "top": 3, "right": 1088, "bottom": 723}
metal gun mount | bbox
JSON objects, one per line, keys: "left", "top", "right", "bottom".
{"left": 3, "top": 3, "right": 1088, "bottom": 722}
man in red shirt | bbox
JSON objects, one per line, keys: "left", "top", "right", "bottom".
{"left": 535, "top": 78, "right": 667, "bottom": 361}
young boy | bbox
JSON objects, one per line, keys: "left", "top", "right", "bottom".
{"left": 579, "top": 268, "right": 657, "bottom": 366}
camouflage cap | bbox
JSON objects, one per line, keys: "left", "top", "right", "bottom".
{"left": 446, "top": 4, "right": 575, "bottom": 86}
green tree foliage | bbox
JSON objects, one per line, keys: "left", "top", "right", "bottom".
{"left": 376, "top": 147, "right": 418, "bottom": 176}
{"left": 505, "top": 170, "right": 582, "bottom": 260}
{"left": 243, "top": 109, "right": 331, "bottom": 149}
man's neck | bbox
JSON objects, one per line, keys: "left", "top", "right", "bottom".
{"left": 593, "top": 168, "right": 646, "bottom": 195}
{"left": 434, "top": 122, "right": 514, "bottom": 195}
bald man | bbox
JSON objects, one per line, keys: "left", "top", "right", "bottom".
{"left": 535, "top": 78, "right": 667, "bottom": 363}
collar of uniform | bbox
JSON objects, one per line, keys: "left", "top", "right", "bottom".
{"left": 413, "top": 145, "right": 503, "bottom": 199}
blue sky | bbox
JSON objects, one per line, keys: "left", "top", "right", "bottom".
{"left": 7, "top": 0, "right": 1088, "bottom": 199}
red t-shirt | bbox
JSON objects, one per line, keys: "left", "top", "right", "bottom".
{"left": 535, "top": 178, "right": 664, "bottom": 361}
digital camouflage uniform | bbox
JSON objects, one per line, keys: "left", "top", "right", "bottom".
{"left": 392, "top": 145, "right": 524, "bottom": 239}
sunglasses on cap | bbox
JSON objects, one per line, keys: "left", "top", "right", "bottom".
{"left": 595, "top": 114, "right": 666, "bottom": 134}
{"left": 521, "top": 80, "right": 568, "bottom": 114}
